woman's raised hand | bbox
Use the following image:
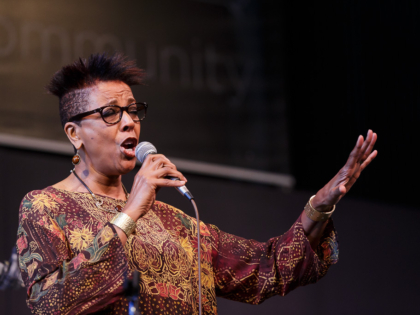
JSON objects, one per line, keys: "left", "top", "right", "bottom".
{"left": 311, "top": 130, "right": 378, "bottom": 212}
{"left": 123, "top": 154, "right": 187, "bottom": 221}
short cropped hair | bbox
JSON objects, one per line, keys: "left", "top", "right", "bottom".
{"left": 46, "top": 53, "right": 144, "bottom": 127}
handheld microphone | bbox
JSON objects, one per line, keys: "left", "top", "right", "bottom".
{"left": 135, "top": 142, "right": 194, "bottom": 200}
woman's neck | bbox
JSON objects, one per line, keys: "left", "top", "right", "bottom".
{"left": 53, "top": 163, "right": 127, "bottom": 200}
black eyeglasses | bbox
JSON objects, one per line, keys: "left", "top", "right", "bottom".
{"left": 68, "top": 102, "right": 148, "bottom": 125}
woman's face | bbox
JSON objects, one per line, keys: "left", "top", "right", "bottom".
{"left": 76, "top": 80, "right": 141, "bottom": 176}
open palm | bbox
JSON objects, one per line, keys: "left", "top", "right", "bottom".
{"left": 312, "top": 130, "right": 378, "bottom": 211}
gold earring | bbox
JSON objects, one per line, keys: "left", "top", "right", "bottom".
{"left": 72, "top": 150, "right": 81, "bottom": 165}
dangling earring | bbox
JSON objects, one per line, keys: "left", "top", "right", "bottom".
{"left": 72, "top": 150, "right": 81, "bottom": 166}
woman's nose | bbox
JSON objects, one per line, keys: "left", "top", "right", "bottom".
{"left": 120, "top": 111, "right": 136, "bottom": 130}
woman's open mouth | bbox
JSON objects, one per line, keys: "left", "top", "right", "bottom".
{"left": 120, "top": 137, "right": 138, "bottom": 159}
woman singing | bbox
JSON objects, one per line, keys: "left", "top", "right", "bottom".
{"left": 17, "top": 53, "right": 377, "bottom": 314}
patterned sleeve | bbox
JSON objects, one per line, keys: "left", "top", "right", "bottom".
{"left": 17, "top": 191, "right": 129, "bottom": 314}
{"left": 208, "top": 214, "right": 339, "bottom": 304}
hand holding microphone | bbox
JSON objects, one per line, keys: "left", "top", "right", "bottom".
{"left": 136, "top": 142, "right": 194, "bottom": 200}
{"left": 122, "top": 142, "right": 188, "bottom": 222}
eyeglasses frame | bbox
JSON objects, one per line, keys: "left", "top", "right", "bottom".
{"left": 68, "top": 102, "right": 148, "bottom": 125}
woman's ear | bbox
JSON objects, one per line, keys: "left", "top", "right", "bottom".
{"left": 64, "top": 122, "right": 83, "bottom": 150}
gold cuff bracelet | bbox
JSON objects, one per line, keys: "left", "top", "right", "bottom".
{"left": 110, "top": 212, "right": 137, "bottom": 237}
{"left": 304, "top": 195, "right": 336, "bottom": 222}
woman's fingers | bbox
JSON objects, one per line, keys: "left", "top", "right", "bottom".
{"left": 353, "top": 130, "right": 373, "bottom": 162}
{"left": 346, "top": 135, "right": 364, "bottom": 167}
{"left": 142, "top": 154, "right": 169, "bottom": 166}
{"left": 143, "top": 154, "right": 175, "bottom": 170}
{"left": 150, "top": 156, "right": 186, "bottom": 181}
{"left": 358, "top": 130, "right": 372, "bottom": 156}
{"left": 141, "top": 154, "right": 186, "bottom": 179}
{"left": 332, "top": 130, "right": 377, "bottom": 195}
{"left": 154, "top": 178, "right": 186, "bottom": 187}
{"left": 345, "top": 149, "right": 378, "bottom": 189}
{"left": 134, "top": 152, "right": 187, "bottom": 193}
{"left": 361, "top": 132, "right": 377, "bottom": 161}
{"left": 346, "top": 130, "right": 377, "bottom": 168}
{"left": 145, "top": 167, "right": 186, "bottom": 187}
{"left": 152, "top": 167, "right": 187, "bottom": 183}
{"left": 360, "top": 150, "right": 378, "bottom": 171}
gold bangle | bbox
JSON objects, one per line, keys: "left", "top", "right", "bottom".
{"left": 110, "top": 212, "right": 137, "bottom": 237}
{"left": 304, "top": 195, "right": 335, "bottom": 222}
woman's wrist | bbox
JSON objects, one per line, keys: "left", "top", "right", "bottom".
{"left": 311, "top": 193, "right": 333, "bottom": 212}
{"left": 122, "top": 207, "right": 143, "bottom": 222}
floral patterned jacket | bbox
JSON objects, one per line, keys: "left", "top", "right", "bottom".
{"left": 17, "top": 187, "right": 338, "bottom": 315}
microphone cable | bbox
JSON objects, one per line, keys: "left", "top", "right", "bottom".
{"left": 190, "top": 199, "right": 202, "bottom": 315}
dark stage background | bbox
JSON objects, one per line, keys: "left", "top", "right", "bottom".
{"left": 0, "top": 0, "right": 419, "bottom": 314}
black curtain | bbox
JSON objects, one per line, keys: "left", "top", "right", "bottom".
{"left": 275, "top": 0, "right": 419, "bottom": 208}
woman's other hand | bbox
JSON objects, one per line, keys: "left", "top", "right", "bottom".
{"left": 311, "top": 130, "right": 378, "bottom": 212}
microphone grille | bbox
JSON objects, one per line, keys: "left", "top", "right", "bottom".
{"left": 135, "top": 141, "right": 157, "bottom": 163}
